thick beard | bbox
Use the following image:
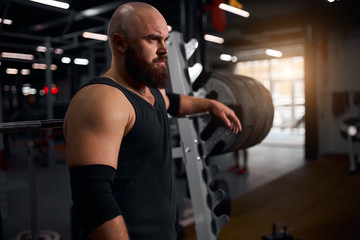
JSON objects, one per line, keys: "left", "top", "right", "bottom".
{"left": 125, "top": 46, "right": 169, "bottom": 89}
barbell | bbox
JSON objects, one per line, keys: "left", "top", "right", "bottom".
{"left": 193, "top": 71, "right": 274, "bottom": 156}
{"left": 0, "top": 73, "right": 274, "bottom": 157}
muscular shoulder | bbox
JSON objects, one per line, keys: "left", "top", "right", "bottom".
{"left": 64, "top": 84, "right": 135, "bottom": 168}
{"left": 69, "top": 84, "right": 131, "bottom": 121}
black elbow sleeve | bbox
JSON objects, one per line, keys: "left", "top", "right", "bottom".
{"left": 166, "top": 92, "right": 180, "bottom": 116}
{"left": 69, "top": 164, "right": 122, "bottom": 235}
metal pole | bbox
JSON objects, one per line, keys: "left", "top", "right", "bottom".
{"left": 45, "top": 38, "right": 55, "bottom": 168}
{"left": 0, "top": 76, "right": 7, "bottom": 239}
{"left": 27, "top": 141, "right": 39, "bottom": 240}
{"left": 304, "top": 22, "right": 319, "bottom": 159}
{"left": 88, "top": 46, "right": 96, "bottom": 80}
{"left": 347, "top": 134, "right": 356, "bottom": 173}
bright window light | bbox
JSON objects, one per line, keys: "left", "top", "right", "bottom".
{"left": 219, "top": 3, "right": 250, "bottom": 18}
{"left": 265, "top": 49, "right": 283, "bottom": 58}
{"left": 74, "top": 58, "right": 89, "bottom": 65}
{"left": 6, "top": 68, "right": 18, "bottom": 75}
{"left": 204, "top": 34, "right": 224, "bottom": 44}
{"left": 1, "top": 52, "right": 34, "bottom": 60}
{"left": 30, "top": 0, "right": 70, "bottom": 9}
{"left": 82, "top": 32, "right": 108, "bottom": 41}
{"left": 61, "top": 57, "right": 71, "bottom": 64}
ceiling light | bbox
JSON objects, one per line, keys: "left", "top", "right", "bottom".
{"left": 0, "top": 18, "right": 13, "bottom": 25}
{"left": 1, "top": 52, "right": 34, "bottom": 60}
{"left": 36, "top": 46, "right": 47, "bottom": 52}
{"left": 347, "top": 125, "right": 357, "bottom": 137}
{"left": 167, "top": 25, "right": 172, "bottom": 32}
{"left": 82, "top": 32, "right": 108, "bottom": 41}
{"left": 265, "top": 49, "right": 283, "bottom": 58}
{"left": 6, "top": 68, "right": 18, "bottom": 75}
{"left": 32, "top": 63, "right": 47, "bottom": 70}
{"left": 54, "top": 48, "right": 64, "bottom": 54}
{"left": 30, "top": 0, "right": 70, "bottom": 9}
{"left": 204, "top": 34, "right": 224, "bottom": 44}
{"left": 74, "top": 58, "right": 89, "bottom": 65}
{"left": 220, "top": 54, "right": 232, "bottom": 61}
{"left": 219, "top": 3, "right": 250, "bottom": 18}
{"left": 82, "top": 9, "right": 101, "bottom": 17}
{"left": 32, "top": 63, "right": 57, "bottom": 70}
{"left": 61, "top": 57, "right": 71, "bottom": 64}
{"left": 21, "top": 69, "right": 31, "bottom": 75}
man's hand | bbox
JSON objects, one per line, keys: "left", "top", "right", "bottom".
{"left": 164, "top": 93, "right": 242, "bottom": 134}
{"left": 210, "top": 100, "right": 242, "bottom": 134}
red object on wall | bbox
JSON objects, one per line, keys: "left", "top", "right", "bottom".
{"left": 51, "top": 86, "right": 59, "bottom": 95}
{"left": 205, "top": 0, "right": 227, "bottom": 32}
{"left": 43, "top": 86, "right": 49, "bottom": 95}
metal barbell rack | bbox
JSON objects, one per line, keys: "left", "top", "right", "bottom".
{"left": 167, "top": 31, "right": 228, "bottom": 239}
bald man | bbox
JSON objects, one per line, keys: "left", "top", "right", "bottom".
{"left": 64, "top": 2, "right": 241, "bottom": 240}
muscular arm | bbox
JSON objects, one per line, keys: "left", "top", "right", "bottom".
{"left": 64, "top": 85, "right": 133, "bottom": 240}
{"left": 160, "top": 89, "right": 242, "bottom": 134}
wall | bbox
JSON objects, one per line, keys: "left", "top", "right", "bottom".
{"left": 317, "top": 28, "right": 360, "bottom": 155}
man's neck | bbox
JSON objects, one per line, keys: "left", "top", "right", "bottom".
{"left": 102, "top": 69, "right": 148, "bottom": 96}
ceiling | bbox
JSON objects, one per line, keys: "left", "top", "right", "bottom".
{"left": 0, "top": 0, "right": 358, "bottom": 78}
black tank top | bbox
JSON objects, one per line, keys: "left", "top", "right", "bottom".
{"left": 82, "top": 77, "right": 176, "bottom": 239}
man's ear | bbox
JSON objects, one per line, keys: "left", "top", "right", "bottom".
{"left": 112, "top": 33, "right": 127, "bottom": 53}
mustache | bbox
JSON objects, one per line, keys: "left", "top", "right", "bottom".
{"left": 154, "top": 56, "right": 168, "bottom": 63}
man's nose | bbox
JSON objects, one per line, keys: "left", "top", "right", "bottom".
{"left": 157, "top": 41, "right": 168, "bottom": 55}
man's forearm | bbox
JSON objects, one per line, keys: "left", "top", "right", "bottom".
{"left": 177, "top": 94, "right": 216, "bottom": 116}
{"left": 89, "top": 215, "right": 129, "bottom": 240}
{"left": 178, "top": 94, "right": 242, "bottom": 133}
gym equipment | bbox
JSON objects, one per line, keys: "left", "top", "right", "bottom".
{"left": 0, "top": 119, "right": 63, "bottom": 133}
{"left": 0, "top": 31, "right": 274, "bottom": 240}
{"left": 15, "top": 230, "right": 61, "bottom": 240}
{"left": 339, "top": 114, "right": 360, "bottom": 173}
{"left": 193, "top": 72, "right": 274, "bottom": 156}
{"left": 0, "top": 122, "right": 63, "bottom": 240}
{"left": 167, "top": 31, "right": 274, "bottom": 239}
{"left": 262, "top": 221, "right": 293, "bottom": 240}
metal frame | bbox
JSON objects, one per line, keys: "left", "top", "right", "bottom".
{"left": 167, "top": 31, "right": 228, "bottom": 240}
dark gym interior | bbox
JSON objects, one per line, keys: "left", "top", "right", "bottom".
{"left": 1, "top": 0, "right": 360, "bottom": 239}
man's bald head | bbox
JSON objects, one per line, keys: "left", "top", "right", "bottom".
{"left": 107, "top": 2, "right": 166, "bottom": 44}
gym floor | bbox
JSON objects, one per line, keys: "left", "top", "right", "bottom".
{"left": 1, "top": 128, "right": 306, "bottom": 240}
